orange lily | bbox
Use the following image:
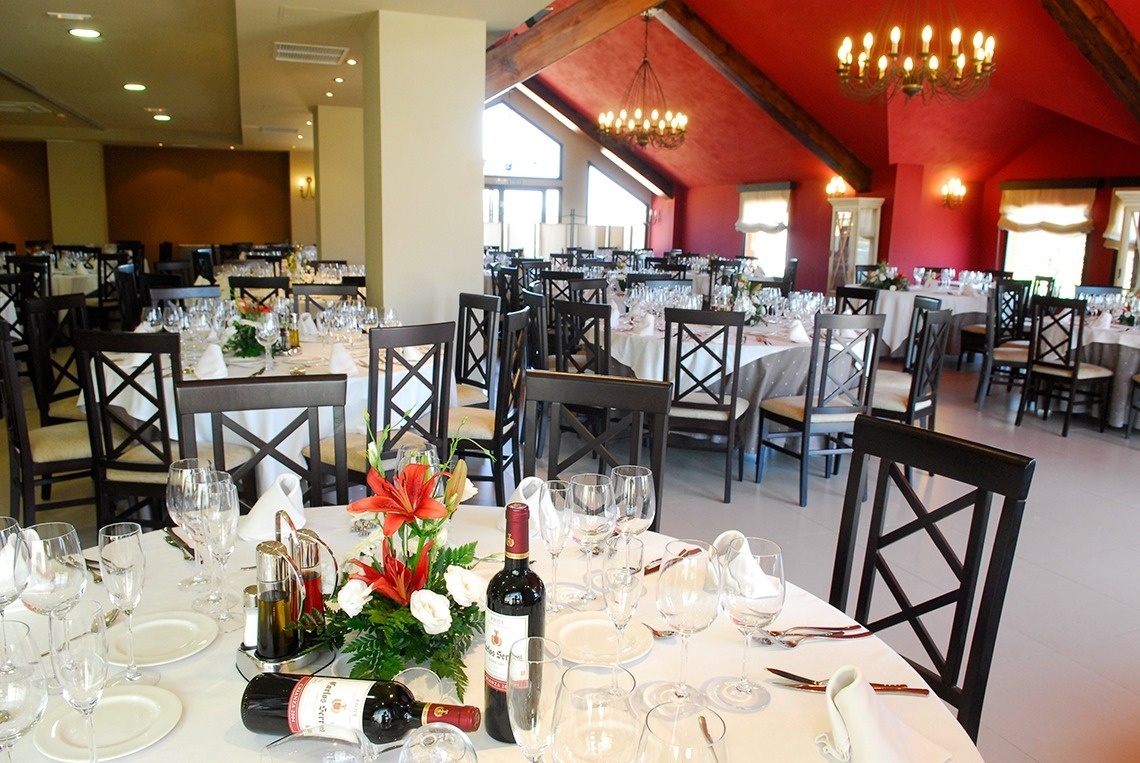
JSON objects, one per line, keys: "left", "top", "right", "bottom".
{"left": 347, "top": 538, "right": 433, "bottom": 606}
{"left": 347, "top": 463, "right": 447, "bottom": 536}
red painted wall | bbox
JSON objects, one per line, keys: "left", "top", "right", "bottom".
{"left": 885, "top": 163, "right": 979, "bottom": 276}
{"left": 683, "top": 185, "right": 744, "bottom": 258}
{"left": 0, "top": 142, "right": 51, "bottom": 251}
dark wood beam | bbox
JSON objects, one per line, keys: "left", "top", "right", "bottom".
{"left": 1040, "top": 0, "right": 1140, "bottom": 123}
{"left": 521, "top": 79, "right": 676, "bottom": 198}
{"left": 657, "top": 0, "right": 873, "bottom": 192}
{"left": 486, "top": 0, "right": 659, "bottom": 101}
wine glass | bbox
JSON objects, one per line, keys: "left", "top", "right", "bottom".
{"left": 361, "top": 306, "right": 380, "bottom": 334}
{"left": 166, "top": 458, "right": 215, "bottom": 590}
{"left": 710, "top": 537, "right": 784, "bottom": 712}
{"left": 643, "top": 540, "right": 720, "bottom": 706}
{"left": 201, "top": 472, "right": 241, "bottom": 630}
{"left": 566, "top": 474, "right": 616, "bottom": 611}
{"left": 381, "top": 307, "right": 399, "bottom": 328}
{"left": 396, "top": 722, "right": 477, "bottom": 763}
{"left": 0, "top": 621, "right": 47, "bottom": 763}
{"left": 97, "top": 522, "right": 158, "bottom": 686}
{"left": 0, "top": 519, "right": 28, "bottom": 658}
{"left": 550, "top": 664, "right": 641, "bottom": 762}
{"left": 611, "top": 465, "right": 655, "bottom": 536}
{"left": 636, "top": 700, "right": 729, "bottom": 762}
{"left": 255, "top": 313, "right": 280, "bottom": 371}
{"left": 538, "top": 480, "right": 572, "bottom": 614}
{"left": 54, "top": 600, "right": 109, "bottom": 763}
{"left": 507, "top": 637, "right": 563, "bottom": 763}
{"left": 600, "top": 536, "right": 644, "bottom": 669}
{"left": 261, "top": 730, "right": 374, "bottom": 762}
{"left": 19, "top": 522, "right": 86, "bottom": 693}
{"left": 395, "top": 443, "right": 439, "bottom": 474}
{"left": 162, "top": 304, "right": 184, "bottom": 334}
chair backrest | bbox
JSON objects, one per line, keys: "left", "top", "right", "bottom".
{"left": 567, "top": 278, "right": 608, "bottom": 304}
{"left": 904, "top": 308, "right": 952, "bottom": 416}
{"left": 646, "top": 260, "right": 688, "bottom": 277}
{"left": 0, "top": 320, "right": 37, "bottom": 477}
{"left": 611, "top": 250, "right": 641, "bottom": 270}
{"left": 229, "top": 276, "right": 290, "bottom": 306}
{"left": 519, "top": 289, "right": 548, "bottom": 371}
{"left": 154, "top": 259, "right": 193, "bottom": 286}
{"left": 292, "top": 284, "right": 359, "bottom": 316}
{"left": 365, "top": 322, "right": 454, "bottom": 463}
{"left": 454, "top": 292, "right": 501, "bottom": 402}
{"left": 994, "top": 279, "right": 1030, "bottom": 345}
{"left": 1026, "top": 295, "right": 1087, "bottom": 373}
{"left": 662, "top": 308, "right": 745, "bottom": 411}
{"left": 836, "top": 285, "right": 880, "bottom": 315}
{"left": 24, "top": 294, "right": 88, "bottom": 427}
{"left": 148, "top": 285, "right": 222, "bottom": 308}
{"left": 138, "top": 273, "right": 182, "bottom": 308}
{"left": 493, "top": 266, "right": 523, "bottom": 313}
{"left": 805, "top": 313, "right": 885, "bottom": 419}
{"left": 853, "top": 263, "right": 878, "bottom": 282}
{"left": 626, "top": 272, "right": 682, "bottom": 288}
{"left": 115, "top": 264, "right": 141, "bottom": 330}
{"left": 548, "top": 252, "right": 576, "bottom": 269}
{"left": 176, "top": 375, "right": 349, "bottom": 507}
{"left": 522, "top": 370, "right": 671, "bottom": 528}
{"left": 11, "top": 257, "right": 50, "bottom": 297}
{"left": 552, "top": 299, "right": 611, "bottom": 375}
{"left": 984, "top": 269, "right": 1013, "bottom": 280}
{"left": 192, "top": 249, "right": 216, "bottom": 284}
{"left": 539, "top": 270, "right": 583, "bottom": 328}
{"left": 457, "top": 307, "right": 527, "bottom": 444}
{"left": 0, "top": 272, "right": 35, "bottom": 347}
{"left": 1031, "top": 275, "right": 1055, "bottom": 297}
{"left": 830, "top": 414, "right": 1035, "bottom": 740}
{"left": 783, "top": 258, "right": 799, "bottom": 292}
{"left": 902, "top": 295, "right": 943, "bottom": 373}
{"left": 339, "top": 274, "right": 367, "bottom": 298}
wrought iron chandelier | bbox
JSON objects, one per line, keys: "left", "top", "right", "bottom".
{"left": 598, "top": 13, "right": 688, "bottom": 149}
{"left": 836, "top": 0, "right": 995, "bottom": 102}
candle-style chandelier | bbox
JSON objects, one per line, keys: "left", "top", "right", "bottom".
{"left": 598, "top": 12, "right": 688, "bottom": 150}
{"left": 836, "top": 0, "right": 995, "bottom": 102}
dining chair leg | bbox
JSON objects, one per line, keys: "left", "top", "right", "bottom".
{"left": 798, "top": 438, "right": 810, "bottom": 507}
{"left": 723, "top": 445, "right": 732, "bottom": 503}
{"left": 755, "top": 418, "right": 769, "bottom": 482}
{"left": 1060, "top": 384, "right": 1073, "bottom": 437}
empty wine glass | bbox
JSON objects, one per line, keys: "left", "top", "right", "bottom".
{"left": 255, "top": 313, "right": 279, "bottom": 371}
{"left": 166, "top": 458, "right": 215, "bottom": 590}
{"left": 710, "top": 537, "right": 784, "bottom": 712}
{"left": 261, "top": 729, "right": 374, "bottom": 763}
{"left": 566, "top": 474, "right": 616, "bottom": 611}
{"left": 611, "top": 465, "right": 655, "bottom": 536}
{"left": 162, "top": 304, "right": 184, "bottom": 334}
{"left": 397, "top": 722, "right": 477, "bottom": 763}
{"left": 201, "top": 472, "right": 241, "bottom": 630}
{"left": 361, "top": 306, "right": 380, "bottom": 334}
{"left": 507, "top": 637, "right": 563, "bottom": 763}
{"left": 20, "top": 522, "right": 86, "bottom": 693}
{"left": 0, "top": 621, "right": 47, "bottom": 763}
{"left": 637, "top": 700, "right": 729, "bottom": 762}
{"left": 0, "top": 519, "right": 28, "bottom": 658}
{"left": 600, "top": 536, "right": 644, "bottom": 668}
{"left": 538, "top": 480, "right": 573, "bottom": 614}
{"left": 97, "top": 522, "right": 158, "bottom": 687}
{"left": 550, "top": 664, "right": 641, "bottom": 762}
{"left": 381, "top": 307, "right": 399, "bottom": 328}
{"left": 54, "top": 600, "right": 109, "bottom": 763}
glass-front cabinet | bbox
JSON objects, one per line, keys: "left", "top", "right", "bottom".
{"left": 827, "top": 197, "right": 884, "bottom": 293}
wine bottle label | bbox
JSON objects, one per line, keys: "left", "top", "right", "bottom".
{"left": 484, "top": 610, "right": 529, "bottom": 693}
{"left": 286, "top": 676, "right": 371, "bottom": 742}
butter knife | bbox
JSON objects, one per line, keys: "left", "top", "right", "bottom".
{"left": 164, "top": 528, "right": 195, "bottom": 559}
{"left": 645, "top": 547, "right": 700, "bottom": 575}
{"left": 774, "top": 682, "right": 929, "bottom": 697}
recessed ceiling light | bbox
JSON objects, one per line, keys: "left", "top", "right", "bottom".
{"left": 296, "top": 134, "right": 303, "bottom": 139}
{"left": 153, "top": 114, "right": 171, "bottom": 122}
{"left": 305, "top": 120, "right": 312, "bottom": 126}
{"left": 334, "top": 77, "right": 344, "bottom": 84}
{"left": 229, "top": 146, "right": 235, "bottom": 150}
{"left": 69, "top": 28, "right": 100, "bottom": 39}
{"left": 47, "top": 12, "right": 91, "bottom": 21}
{"left": 346, "top": 58, "right": 357, "bottom": 66}
{"left": 123, "top": 83, "right": 146, "bottom": 92}
{"left": 325, "top": 92, "right": 333, "bottom": 98}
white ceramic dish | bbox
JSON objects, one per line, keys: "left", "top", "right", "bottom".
{"left": 34, "top": 685, "right": 182, "bottom": 762}
{"left": 106, "top": 611, "right": 217, "bottom": 667}
{"left": 548, "top": 613, "right": 653, "bottom": 665}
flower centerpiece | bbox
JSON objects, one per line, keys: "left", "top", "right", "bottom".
{"left": 736, "top": 272, "right": 769, "bottom": 326}
{"left": 859, "top": 262, "right": 909, "bottom": 291}
{"left": 311, "top": 434, "right": 484, "bottom": 700}
{"left": 222, "top": 299, "right": 279, "bottom": 357}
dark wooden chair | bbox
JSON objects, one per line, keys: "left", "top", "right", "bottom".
{"left": 115, "top": 263, "right": 141, "bottom": 330}
{"left": 835, "top": 284, "right": 880, "bottom": 315}
{"left": 552, "top": 299, "right": 611, "bottom": 376}
{"left": 538, "top": 270, "right": 583, "bottom": 330}
{"left": 783, "top": 258, "right": 799, "bottom": 293}
{"left": 84, "top": 253, "right": 128, "bottom": 329}
{"left": 137, "top": 273, "right": 182, "bottom": 310}
{"left": 974, "top": 280, "right": 1032, "bottom": 409}
{"left": 757, "top": 313, "right": 885, "bottom": 507}
{"left": 229, "top": 276, "right": 290, "bottom": 306}
{"left": 960, "top": 278, "right": 1029, "bottom": 370}
{"left": 872, "top": 308, "right": 951, "bottom": 429}
{"left": 11, "top": 256, "right": 51, "bottom": 298}
{"left": 148, "top": 285, "right": 222, "bottom": 308}
{"left": 492, "top": 266, "right": 523, "bottom": 313}
{"left": 176, "top": 375, "right": 349, "bottom": 508}
{"left": 192, "top": 249, "right": 216, "bottom": 284}
{"left": 830, "top": 415, "right": 1036, "bottom": 741}
{"left": 1031, "top": 275, "right": 1055, "bottom": 297}
{"left": 0, "top": 272, "right": 35, "bottom": 366}
{"left": 154, "top": 259, "right": 193, "bottom": 286}
{"left": 876, "top": 295, "right": 942, "bottom": 393}
{"left": 567, "top": 278, "right": 608, "bottom": 305}
{"left": 292, "top": 283, "right": 359, "bottom": 317}
{"left": 1126, "top": 374, "right": 1140, "bottom": 439}
{"left": 519, "top": 289, "right": 551, "bottom": 371}
{"left": 453, "top": 293, "right": 500, "bottom": 409}
{"left": 24, "top": 294, "right": 88, "bottom": 427}
{"left": 852, "top": 263, "right": 878, "bottom": 282}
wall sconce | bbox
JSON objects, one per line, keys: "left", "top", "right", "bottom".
{"left": 298, "top": 176, "right": 315, "bottom": 199}
{"left": 942, "top": 177, "right": 965, "bottom": 208}
{"left": 826, "top": 176, "right": 848, "bottom": 198}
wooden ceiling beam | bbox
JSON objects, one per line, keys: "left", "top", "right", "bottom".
{"left": 657, "top": 0, "right": 873, "bottom": 192}
{"left": 1039, "top": 0, "right": 1140, "bottom": 123}
{"left": 486, "top": 0, "right": 660, "bottom": 102}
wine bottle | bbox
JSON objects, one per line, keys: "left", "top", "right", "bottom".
{"left": 484, "top": 502, "right": 546, "bottom": 743}
{"left": 240, "top": 673, "right": 481, "bottom": 744}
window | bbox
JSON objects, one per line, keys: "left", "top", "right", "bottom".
{"left": 736, "top": 185, "right": 791, "bottom": 277}
{"left": 587, "top": 165, "right": 647, "bottom": 248}
{"left": 483, "top": 103, "right": 561, "bottom": 179}
{"left": 999, "top": 187, "right": 1094, "bottom": 296}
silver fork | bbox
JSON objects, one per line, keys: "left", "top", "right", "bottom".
{"left": 761, "top": 628, "right": 872, "bottom": 648}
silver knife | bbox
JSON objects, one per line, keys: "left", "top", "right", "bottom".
{"left": 164, "top": 528, "right": 195, "bottom": 559}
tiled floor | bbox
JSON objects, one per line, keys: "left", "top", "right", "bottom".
{"left": 7, "top": 361, "right": 1139, "bottom": 761}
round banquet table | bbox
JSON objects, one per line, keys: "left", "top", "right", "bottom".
{"left": 1081, "top": 324, "right": 1140, "bottom": 427}
{"left": 874, "top": 286, "right": 988, "bottom": 357}
{"left": 11, "top": 504, "right": 981, "bottom": 762}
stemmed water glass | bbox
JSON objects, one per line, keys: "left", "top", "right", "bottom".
{"left": 611, "top": 465, "right": 655, "bottom": 536}
{"left": 166, "top": 458, "right": 215, "bottom": 590}
{"left": 642, "top": 540, "right": 720, "bottom": 706}
{"left": 710, "top": 537, "right": 784, "bottom": 712}
{"left": 54, "top": 600, "right": 109, "bottom": 763}
{"left": 380, "top": 307, "right": 399, "bottom": 328}
{"left": 507, "top": 637, "right": 563, "bottom": 763}
{"left": 0, "top": 621, "right": 47, "bottom": 763}
{"left": 255, "top": 313, "right": 280, "bottom": 371}
{"left": 538, "top": 480, "right": 572, "bottom": 614}
{"left": 550, "top": 664, "right": 641, "bottom": 762}
{"left": 637, "top": 700, "right": 729, "bottom": 761}
{"left": 97, "top": 522, "right": 157, "bottom": 687}
{"left": 0, "top": 519, "right": 28, "bottom": 655}
{"left": 600, "top": 536, "right": 644, "bottom": 668}
{"left": 19, "top": 522, "right": 87, "bottom": 693}
{"left": 201, "top": 472, "right": 241, "bottom": 630}
{"left": 566, "top": 474, "right": 616, "bottom": 611}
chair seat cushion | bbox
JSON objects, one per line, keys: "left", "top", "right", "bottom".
{"left": 47, "top": 397, "right": 87, "bottom": 423}
{"left": 1032, "top": 363, "right": 1113, "bottom": 380}
{"left": 672, "top": 392, "right": 749, "bottom": 422}
{"left": 307, "top": 432, "right": 369, "bottom": 475}
{"left": 993, "top": 346, "right": 1029, "bottom": 363}
{"left": 455, "top": 383, "right": 489, "bottom": 408}
{"left": 871, "top": 388, "right": 933, "bottom": 414}
{"left": 760, "top": 395, "right": 861, "bottom": 424}
{"left": 448, "top": 407, "right": 496, "bottom": 440}
{"left": 28, "top": 421, "right": 92, "bottom": 463}
{"left": 105, "top": 441, "right": 253, "bottom": 484}
{"left": 875, "top": 369, "right": 912, "bottom": 392}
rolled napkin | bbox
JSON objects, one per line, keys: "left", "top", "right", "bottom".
{"left": 193, "top": 343, "right": 228, "bottom": 380}
{"left": 1091, "top": 311, "right": 1113, "bottom": 330}
{"left": 787, "top": 319, "right": 811, "bottom": 344}
{"left": 816, "top": 666, "right": 950, "bottom": 763}
{"left": 498, "top": 477, "right": 546, "bottom": 537}
{"left": 299, "top": 312, "right": 318, "bottom": 337}
{"left": 237, "top": 474, "right": 306, "bottom": 542}
{"left": 327, "top": 342, "right": 359, "bottom": 377}
{"left": 634, "top": 315, "right": 657, "bottom": 336}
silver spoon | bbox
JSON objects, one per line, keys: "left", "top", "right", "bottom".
{"left": 644, "top": 623, "right": 677, "bottom": 639}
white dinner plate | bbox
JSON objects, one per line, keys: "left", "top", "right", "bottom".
{"left": 106, "top": 611, "right": 218, "bottom": 667}
{"left": 227, "top": 357, "right": 264, "bottom": 368}
{"left": 549, "top": 614, "right": 653, "bottom": 665}
{"left": 34, "top": 685, "right": 182, "bottom": 762}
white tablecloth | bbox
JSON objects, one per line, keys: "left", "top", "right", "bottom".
{"left": 1082, "top": 324, "right": 1140, "bottom": 427}
{"left": 11, "top": 504, "right": 981, "bottom": 762}
{"left": 51, "top": 269, "right": 99, "bottom": 297}
{"left": 876, "top": 287, "right": 988, "bottom": 354}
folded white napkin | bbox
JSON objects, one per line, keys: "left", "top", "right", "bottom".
{"left": 299, "top": 312, "right": 318, "bottom": 337}
{"left": 787, "top": 319, "right": 811, "bottom": 344}
{"left": 610, "top": 301, "right": 624, "bottom": 328}
{"left": 401, "top": 344, "right": 424, "bottom": 362}
{"left": 193, "top": 343, "right": 228, "bottom": 380}
{"left": 194, "top": 275, "right": 210, "bottom": 286}
{"left": 816, "top": 666, "right": 950, "bottom": 763}
{"left": 133, "top": 322, "right": 160, "bottom": 334}
{"left": 327, "top": 343, "right": 359, "bottom": 377}
{"left": 1091, "top": 311, "right": 1113, "bottom": 329}
{"left": 497, "top": 477, "right": 545, "bottom": 537}
{"left": 634, "top": 315, "right": 657, "bottom": 336}
{"left": 960, "top": 282, "right": 978, "bottom": 296}
{"left": 237, "top": 474, "right": 306, "bottom": 542}
{"left": 713, "top": 532, "right": 778, "bottom": 598}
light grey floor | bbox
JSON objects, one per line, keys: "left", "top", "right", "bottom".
{"left": 6, "top": 361, "right": 1138, "bottom": 762}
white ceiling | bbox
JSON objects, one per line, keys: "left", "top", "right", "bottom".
{"left": 0, "top": 0, "right": 546, "bottom": 151}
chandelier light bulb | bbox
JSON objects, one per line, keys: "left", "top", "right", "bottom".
{"left": 890, "top": 26, "right": 901, "bottom": 54}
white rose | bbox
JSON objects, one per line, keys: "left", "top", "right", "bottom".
{"left": 444, "top": 565, "right": 486, "bottom": 608}
{"left": 336, "top": 579, "right": 372, "bottom": 618}
{"left": 409, "top": 589, "right": 453, "bottom": 635}
{"left": 459, "top": 479, "right": 478, "bottom": 503}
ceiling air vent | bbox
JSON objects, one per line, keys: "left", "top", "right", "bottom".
{"left": 258, "top": 126, "right": 299, "bottom": 134}
{"left": 273, "top": 42, "right": 348, "bottom": 66}
{"left": 0, "top": 101, "right": 53, "bottom": 114}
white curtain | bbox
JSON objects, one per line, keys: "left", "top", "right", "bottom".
{"left": 735, "top": 187, "right": 790, "bottom": 234}
{"left": 998, "top": 187, "right": 1095, "bottom": 234}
